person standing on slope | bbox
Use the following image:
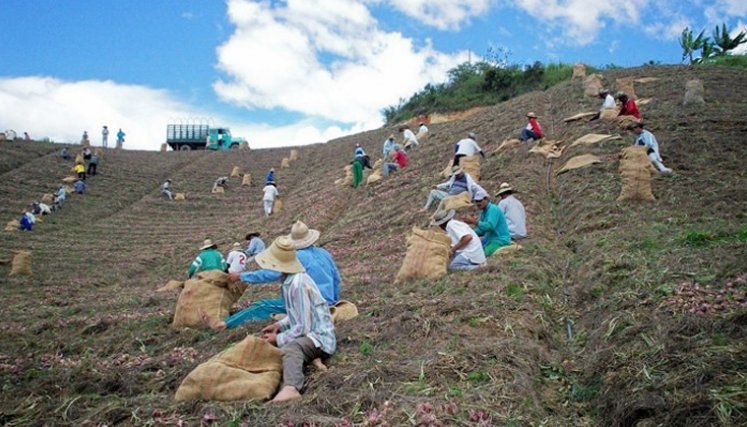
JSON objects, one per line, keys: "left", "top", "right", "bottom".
{"left": 101, "top": 126, "right": 109, "bottom": 148}
{"left": 262, "top": 181, "right": 279, "bottom": 216}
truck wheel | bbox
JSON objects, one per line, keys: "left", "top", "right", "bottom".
{"left": 179, "top": 145, "right": 191, "bottom": 151}
{"left": 230, "top": 143, "right": 239, "bottom": 149}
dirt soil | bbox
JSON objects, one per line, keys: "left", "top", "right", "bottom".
{"left": 0, "top": 65, "right": 745, "bottom": 426}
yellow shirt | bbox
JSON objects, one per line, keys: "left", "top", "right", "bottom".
{"left": 74, "top": 164, "right": 85, "bottom": 174}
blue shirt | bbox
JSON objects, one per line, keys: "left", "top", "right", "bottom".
{"left": 265, "top": 171, "right": 275, "bottom": 183}
{"left": 74, "top": 181, "right": 86, "bottom": 193}
{"left": 239, "top": 246, "right": 341, "bottom": 305}
{"left": 245, "top": 237, "right": 266, "bottom": 256}
{"left": 354, "top": 147, "right": 365, "bottom": 157}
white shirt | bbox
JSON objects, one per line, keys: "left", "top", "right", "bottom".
{"left": 498, "top": 195, "right": 527, "bottom": 238}
{"left": 446, "top": 220, "right": 486, "bottom": 264}
{"left": 418, "top": 124, "right": 428, "bottom": 133}
{"left": 403, "top": 129, "right": 418, "bottom": 144}
{"left": 262, "top": 185, "right": 279, "bottom": 201}
{"left": 455, "top": 137, "right": 482, "bottom": 156}
{"left": 226, "top": 250, "right": 247, "bottom": 273}
{"left": 25, "top": 212, "right": 36, "bottom": 224}
{"left": 602, "top": 94, "right": 615, "bottom": 109}
{"left": 38, "top": 203, "right": 51, "bottom": 215}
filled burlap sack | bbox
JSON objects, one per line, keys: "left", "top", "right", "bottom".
{"left": 273, "top": 197, "right": 283, "bottom": 213}
{"left": 600, "top": 107, "right": 620, "bottom": 120}
{"left": 570, "top": 133, "right": 620, "bottom": 148}
{"left": 174, "top": 193, "right": 186, "bottom": 201}
{"left": 615, "top": 77, "right": 636, "bottom": 99}
{"left": 62, "top": 176, "right": 78, "bottom": 183}
{"left": 172, "top": 271, "right": 245, "bottom": 328}
{"left": 161, "top": 143, "right": 168, "bottom": 152}
{"left": 74, "top": 154, "right": 84, "bottom": 164}
{"left": 684, "top": 79, "right": 705, "bottom": 107}
{"left": 438, "top": 192, "right": 473, "bottom": 211}
{"left": 529, "top": 140, "right": 563, "bottom": 159}
{"left": 395, "top": 227, "right": 451, "bottom": 284}
{"left": 230, "top": 166, "right": 240, "bottom": 178}
{"left": 372, "top": 158, "right": 383, "bottom": 170}
{"left": 556, "top": 154, "right": 601, "bottom": 175}
{"left": 63, "top": 185, "right": 75, "bottom": 195}
{"left": 367, "top": 170, "right": 382, "bottom": 185}
{"left": 617, "top": 146, "right": 657, "bottom": 202}
{"left": 584, "top": 74, "right": 604, "bottom": 97}
{"left": 242, "top": 174, "right": 252, "bottom": 186}
{"left": 289, "top": 149, "right": 298, "bottom": 161}
{"left": 336, "top": 165, "right": 354, "bottom": 187}
{"left": 460, "top": 154, "right": 481, "bottom": 181}
{"left": 157, "top": 280, "right": 184, "bottom": 292}
{"left": 440, "top": 160, "right": 454, "bottom": 178}
{"left": 330, "top": 300, "right": 359, "bottom": 322}
{"left": 281, "top": 158, "right": 290, "bottom": 168}
{"left": 563, "top": 112, "right": 597, "bottom": 122}
{"left": 5, "top": 220, "right": 20, "bottom": 232}
{"left": 572, "top": 63, "right": 587, "bottom": 81}
{"left": 10, "top": 251, "right": 32, "bottom": 276}
{"left": 41, "top": 193, "right": 55, "bottom": 204}
{"left": 635, "top": 77, "right": 659, "bottom": 84}
{"left": 495, "top": 138, "right": 522, "bottom": 152}
{"left": 212, "top": 186, "right": 225, "bottom": 194}
{"left": 174, "top": 335, "right": 283, "bottom": 402}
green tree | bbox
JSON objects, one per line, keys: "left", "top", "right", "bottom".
{"left": 698, "top": 39, "right": 717, "bottom": 63}
{"left": 680, "top": 27, "right": 706, "bottom": 64}
{"left": 712, "top": 23, "right": 747, "bottom": 55}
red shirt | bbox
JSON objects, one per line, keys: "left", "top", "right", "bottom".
{"left": 529, "top": 118, "right": 543, "bottom": 138}
{"left": 619, "top": 99, "right": 641, "bottom": 119}
{"left": 394, "top": 150, "right": 408, "bottom": 168}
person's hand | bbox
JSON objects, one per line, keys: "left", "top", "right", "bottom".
{"left": 227, "top": 272, "right": 240, "bottom": 282}
{"left": 261, "top": 330, "right": 278, "bottom": 345}
{"left": 261, "top": 323, "right": 281, "bottom": 335}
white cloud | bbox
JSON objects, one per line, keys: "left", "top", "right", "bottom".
{"left": 644, "top": 15, "right": 692, "bottom": 41}
{"left": 705, "top": 0, "right": 747, "bottom": 23}
{"left": 213, "top": 0, "right": 469, "bottom": 128}
{"left": 384, "top": 0, "right": 492, "bottom": 30}
{"left": 0, "top": 76, "right": 350, "bottom": 150}
{"left": 512, "top": 0, "right": 651, "bottom": 45}
{"left": 730, "top": 21, "right": 747, "bottom": 55}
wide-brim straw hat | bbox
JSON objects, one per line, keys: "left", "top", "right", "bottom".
{"left": 526, "top": 112, "right": 537, "bottom": 118}
{"left": 255, "top": 236, "right": 305, "bottom": 274}
{"left": 496, "top": 182, "right": 515, "bottom": 196}
{"left": 430, "top": 209, "right": 456, "bottom": 227}
{"left": 200, "top": 239, "right": 217, "bottom": 250}
{"left": 288, "top": 220, "right": 320, "bottom": 249}
{"left": 231, "top": 242, "right": 242, "bottom": 249}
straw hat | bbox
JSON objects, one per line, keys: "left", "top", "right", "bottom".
{"left": 330, "top": 300, "right": 359, "bottom": 322}
{"left": 496, "top": 182, "right": 514, "bottom": 197}
{"left": 430, "top": 209, "right": 455, "bottom": 227}
{"left": 255, "top": 236, "right": 304, "bottom": 274}
{"left": 231, "top": 242, "right": 242, "bottom": 249}
{"left": 450, "top": 165, "right": 463, "bottom": 176}
{"left": 526, "top": 112, "right": 537, "bottom": 118}
{"left": 200, "top": 239, "right": 217, "bottom": 250}
{"left": 288, "top": 220, "right": 320, "bottom": 249}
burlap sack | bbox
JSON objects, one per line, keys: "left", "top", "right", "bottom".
{"left": 638, "top": 98, "right": 652, "bottom": 106}
{"left": 570, "top": 134, "right": 620, "bottom": 148}
{"left": 556, "top": 154, "right": 601, "bottom": 175}
{"left": 41, "top": 193, "right": 54, "bottom": 204}
{"left": 438, "top": 192, "right": 473, "bottom": 211}
{"left": 395, "top": 227, "right": 451, "bottom": 284}
{"left": 336, "top": 165, "right": 353, "bottom": 187}
{"left": 684, "top": 79, "right": 705, "bottom": 107}
{"left": 615, "top": 77, "right": 636, "bottom": 99}
{"left": 273, "top": 197, "right": 283, "bottom": 213}
{"left": 572, "top": 63, "right": 586, "bottom": 81}
{"left": 281, "top": 158, "right": 290, "bottom": 168}
{"left": 157, "top": 280, "right": 184, "bottom": 292}
{"left": 494, "top": 138, "right": 521, "bottom": 153}
{"left": 617, "top": 146, "right": 657, "bottom": 202}
{"left": 584, "top": 74, "right": 604, "bottom": 97}
{"left": 10, "top": 251, "right": 32, "bottom": 276}
{"left": 230, "top": 166, "right": 240, "bottom": 178}
{"left": 74, "top": 154, "right": 84, "bottom": 164}
{"left": 174, "top": 193, "right": 186, "bottom": 201}
{"left": 62, "top": 176, "right": 78, "bottom": 183}
{"left": 94, "top": 148, "right": 103, "bottom": 158}
{"left": 372, "top": 159, "right": 383, "bottom": 170}
{"left": 460, "top": 155, "right": 481, "bottom": 181}
{"left": 172, "top": 271, "right": 245, "bottom": 328}
{"left": 64, "top": 185, "right": 74, "bottom": 194}
{"left": 242, "top": 174, "right": 252, "bottom": 186}
{"left": 174, "top": 335, "right": 283, "bottom": 402}
{"left": 5, "top": 220, "right": 19, "bottom": 232}
{"left": 634, "top": 77, "right": 659, "bottom": 84}
{"left": 529, "top": 140, "right": 563, "bottom": 159}
{"left": 563, "top": 112, "right": 597, "bottom": 122}
{"left": 289, "top": 149, "right": 298, "bottom": 161}
{"left": 161, "top": 143, "right": 168, "bottom": 152}
{"left": 330, "top": 300, "right": 359, "bottom": 322}
{"left": 367, "top": 170, "right": 382, "bottom": 185}
{"left": 600, "top": 108, "right": 620, "bottom": 120}
{"left": 212, "top": 186, "right": 225, "bottom": 194}
{"left": 440, "top": 160, "right": 454, "bottom": 178}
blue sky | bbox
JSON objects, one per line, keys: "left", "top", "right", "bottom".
{"left": 1, "top": 0, "right": 745, "bottom": 149}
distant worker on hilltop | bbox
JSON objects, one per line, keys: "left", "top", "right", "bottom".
{"left": 627, "top": 122, "right": 672, "bottom": 173}
{"left": 187, "top": 239, "right": 227, "bottom": 278}
{"left": 520, "top": 112, "right": 543, "bottom": 142}
{"left": 116, "top": 128, "right": 125, "bottom": 148}
{"left": 161, "top": 179, "right": 173, "bottom": 200}
{"left": 101, "top": 126, "right": 109, "bottom": 148}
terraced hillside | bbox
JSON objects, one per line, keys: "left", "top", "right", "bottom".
{"left": 1, "top": 65, "right": 746, "bottom": 426}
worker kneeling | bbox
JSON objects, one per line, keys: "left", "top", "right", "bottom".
{"left": 432, "top": 209, "right": 485, "bottom": 270}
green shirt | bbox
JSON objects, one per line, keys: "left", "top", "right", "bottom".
{"left": 474, "top": 202, "right": 511, "bottom": 251}
{"left": 187, "top": 249, "right": 227, "bottom": 278}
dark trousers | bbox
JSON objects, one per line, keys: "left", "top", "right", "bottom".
{"left": 78, "top": 172, "right": 86, "bottom": 180}
{"left": 453, "top": 154, "right": 466, "bottom": 166}
{"left": 87, "top": 163, "right": 97, "bottom": 175}
{"left": 281, "top": 337, "right": 328, "bottom": 390}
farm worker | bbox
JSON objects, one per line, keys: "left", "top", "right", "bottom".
{"left": 87, "top": 154, "right": 99, "bottom": 176}
{"left": 19, "top": 211, "right": 33, "bottom": 231}
{"left": 431, "top": 209, "right": 486, "bottom": 271}
{"left": 212, "top": 176, "right": 228, "bottom": 192}
{"left": 266, "top": 168, "right": 275, "bottom": 184}
{"left": 354, "top": 143, "right": 365, "bottom": 158}
{"left": 73, "top": 179, "right": 86, "bottom": 194}
{"left": 520, "top": 112, "right": 544, "bottom": 142}
{"left": 23, "top": 132, "right": 30, "bottom": 141}
{"left": 617, "top": 92, "right": 641, "bottom": 120}
{"left": 589, "top": 89, "right": 617, "bottom": 121}
{"left": 422, "top": 166, "right": 484, "bottom": 211}
{"left": 81, "top": 131, "right": 89, "bottom": 145}
{"left": 244, "top": 232, "right": 266, "bottom": 262}
{"left": 383, "top": 146, "right": 408, "bottom": 177}
{"left": 226, "top": 242, "right": 247, "bottom": 273}
{"left": 627, "top": 122, "right": 672, "bottom": 173}
{"left": 101, "top": 126, "right": 109, "bottom": 148}
{"left": 401, "top": 125, "right": 419, "bottom": 150}
{"left": 187, "top": 239, "right": 227, "bottom": 278}
{"left": 495, "top": 183, "right": 527, "bottom": 240}
{"left": 60, "top": 147, "right": 70, "bottom": 160}
{"left": 74, "top": 162, "right": 86, "bottom": 181}
{"left": 116, "top": 128, "right": 125, "bottom": 146}
{"left": 32, "top": 202, "right": 52, "bottom": 216}
{"left": 161, "top": 179, "right": 173, "bottom": 200}
{"left": 263, "top": 181, "right": 279, "bottom": 216}
{"left": 351, "top": 157, "right": 364, "bottom": 188}
{"left": 453, "top": 132, "right": 484, "bottom": 166}
{"left": 83, "top": 146, "right": 92, "bottom": 161}
{"left": 54, "top": 186, "right": 66, "bottom": 210}
{"left": 417, "top": 122, "right": 429, "bottom": 139}
{"left": 382, "top": 134, "right": 399, "bottom": 160}
{"left": 24, "top": 210, "right": 36, "bottom": 225}
{"left": 205, "top": 221, "right": 341, "bottom": 329}
{"left": 462, "top": 190, "right": 512, "bottom": 256}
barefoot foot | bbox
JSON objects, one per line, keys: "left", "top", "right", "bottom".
{"left": 270, "top": 386, "right": 301, "bottom": 403}
{"left": 311, "top": 358, "right": 328, "bottom": 371}
{"left": 199, "top": 310, "right": 227, "bottom": 331}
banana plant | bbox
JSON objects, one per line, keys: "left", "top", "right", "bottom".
{"left": 712, "top": 23, "right": 747, "bottom": 55}
{"left": 680, "top": 27, "right": 706, "bottom": 64}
